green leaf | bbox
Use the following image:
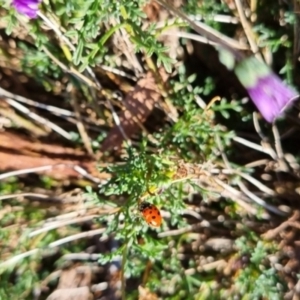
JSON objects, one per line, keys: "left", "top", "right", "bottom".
{"left": 218, "top": 47, "right": 236, "bottom": 70}
{"left": 73, "top": 38, "right": 84, "bottom": 66}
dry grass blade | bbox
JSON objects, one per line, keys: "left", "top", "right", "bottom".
{"left": 5, "top": 98, "right": 72, "bottom": 139}
{"left": 234, "top": 0, "right": 262, "bottom": 59}
{"left": 159, "top": 30, "right": 249, "bottom": 50}
{"left": 0, "top": 102, "right": 47, "bottom": 136}
{"left": 0, "top": 228, "right": 106, "bottom": 270}
{"left": 0, "top": 86, "right": 73, "bottom": 116}
{"left": 154, "top": 0, "right": 244, "bottom": 60}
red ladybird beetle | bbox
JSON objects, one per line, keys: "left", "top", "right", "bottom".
{"left": 139, "top": 201, "right": 162, "bottom": 227}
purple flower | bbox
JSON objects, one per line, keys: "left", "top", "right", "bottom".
{"left": 234, "top": 56, "right": 298, "bottom": 123}
{"left": 12, "top": 0, "right": 41, "bottom": 18}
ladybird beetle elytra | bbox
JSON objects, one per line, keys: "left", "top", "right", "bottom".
{"left": 139, "top": 201, "right": 162, "bottom": 227}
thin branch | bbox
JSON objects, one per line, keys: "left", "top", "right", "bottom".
{"left": 213, "top": 178, "right": 258, "bottom": 215}
{"left": 41, "top": 46, "right": 99, "bottom": 89}
{"left": 234, "top": 170, "right": 275, "bottom": 196}
{"left": 68, "top": 84, "right": 94, "bottom": 156}
{"left": 233, "top": 136, "right": 277, "bottom": 159}
{"left": 0, "top": 163, "right": 101, "bottom": 184}
{"left": 0, "top": 86, "right": 72, "bottom": 117}
{"left": 245, "top": 159, "right": 270, "bottom": 168}
{"left": 189, "top": 14, "right": 239, "bottom": 24}
{"left": 154, "top": 0, "right": 244, "bottom": 60}
{"left": 0, "top": 193, "right": 50, "bottom": 201}
{"left": 0, "top": 228, "right": 105, "bottom": 270}
{"left": 272, "top": 123, "right": 284, "bottom": 159}
{"left": 29, "top": 215, "right": 98, "bottom": 237}
{"left": 121, "top": 244, "right": 128, "bottom": 300}
{"left": 159, "top": 31, "right": 249, "bottom": 50}
{"left": 234, "top": 0, "right": 262, "bottom": 59}
{"left": 238, "top": 182, "right": 286, "bottom": 216}
{"left": 38, "top": 12, "right": 102, "bottom": 89}
{"left": 49, "top": 228, "right": 106, "bottom": 247}
{"left": 5, "top": 98, "right": 72, "bottom": 140}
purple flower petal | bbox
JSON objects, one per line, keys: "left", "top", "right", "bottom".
{"left": 12, "top": 0, "right": 41, "bottom": 18}
{"left": 247, "top": 74, "right": 298, "bottom": 123}
{"left": 235, "top": 57, "right": 299, "bottom": 123}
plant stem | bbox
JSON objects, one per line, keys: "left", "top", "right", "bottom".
{"left": 121, "top": 243, "right": 128, "bottom": 300}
